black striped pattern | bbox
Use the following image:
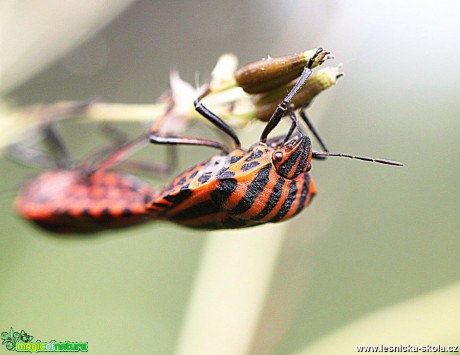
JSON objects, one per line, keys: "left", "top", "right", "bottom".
{"left": 253, "top": 176, "right": 285, "bottom": 220}
{"left": 271, "top": 180, "right": 298, "bottom": 222}
{"left": 146, "top": 140, "right": 315, "bottom": 229}
{"left": 229, "top": 165, "right": 271, "bottom": 215}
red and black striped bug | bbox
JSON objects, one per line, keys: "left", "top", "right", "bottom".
{"left": 10, "top": 122, "right": 160, "bottom": 234}
{"left": 146, "top": 48, "right": 403, "bottom": 230}
{"left": 147, "top": 132, "right": 317, "bottom": 229}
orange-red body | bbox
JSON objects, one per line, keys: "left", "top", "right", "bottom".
{"left": 147, "top": 135, "right": 316, "bottom": 229}
{"left": 15, "top": 170, "right": 153, "bottom": 233}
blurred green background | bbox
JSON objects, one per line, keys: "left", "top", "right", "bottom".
{"left": 1, "top": 1, "right": 459, "bottom": 354}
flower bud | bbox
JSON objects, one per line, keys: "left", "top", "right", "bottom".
{"left": 234, "top": 48, "right": 332, "bottom": 94}
{"left": 254, "top": 66, "right": 343, "bottom": 121}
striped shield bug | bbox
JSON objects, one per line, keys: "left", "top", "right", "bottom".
{"left": 146, "top": 48, "right": 403, "bottom": 230}
{"left": 10, "top": 122, "right": 160, "bottom": 234}
{"left": 146, "top": 132, "right": 317, "bottom": 229}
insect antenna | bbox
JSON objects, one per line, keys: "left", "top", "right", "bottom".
{"left": 312, "top": 151, "right": 403, "bottom": 166}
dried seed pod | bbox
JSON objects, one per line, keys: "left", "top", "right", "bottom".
{"left": 234, "top": 48, "right": 332, "bottom": 94}
{"left": 254, "top": 66, "right": 343, "bottom": 121}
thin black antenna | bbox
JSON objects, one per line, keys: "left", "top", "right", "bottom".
{"left": 312, "top": 151, "right": 403, "bottom": 166}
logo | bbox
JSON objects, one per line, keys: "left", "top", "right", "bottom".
{"left": 1, "top": 328, "right": 88, "bottom": 353}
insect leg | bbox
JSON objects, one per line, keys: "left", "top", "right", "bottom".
{"left": 5, "top": 121, "right": 75, "bottom": 169}
{"left": 193, "top": 98, "right": 241, "bottom": 149}
{"left": 86, "top": 134, "right": 148, "bottom": 175}
{"left": 41, "top": 121, "right": 74, "bottom": 168}
{"left": 149, "top": 100, "right": 232, "bottom": 152}
{"left": 283, "top": 111, "right": 299, "bottom": 143}
{"left": 5, "top": 142, "right": 58, "bottom": 169}
{"left": 260, "top": 48, "right": 324, "bottom": 143}
{"left": 82, "top": 121, "right": 176, "bottom": 177}
{"left": 298, "top": 108, "right": 330, "bottom": 155}
{"left": 114, "top": 139, "right": 178, "bottom": 177}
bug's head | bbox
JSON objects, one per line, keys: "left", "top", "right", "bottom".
{"left": 272, "top": 134, "right": 312, "bottom": 179}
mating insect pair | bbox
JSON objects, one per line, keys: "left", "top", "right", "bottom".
{"left": 147, "top": 48, "right": 402, "bottom": 229}
{"left": 12, "top": 48, "right": 402, "bottom": 234}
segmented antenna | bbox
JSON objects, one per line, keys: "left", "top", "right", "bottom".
{"left": 312, "top": 151, "right": 403, "bottom": 166}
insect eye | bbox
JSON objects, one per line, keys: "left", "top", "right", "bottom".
{"left": 273, "top": 151, "right": 283, "bottom": 162}
{"left": 307, "top": 163, "right": 312, "bottom": 172}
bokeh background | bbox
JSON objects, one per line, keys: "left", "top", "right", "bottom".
{"left": 1, "top": 1, "right": 459, "bottom": 354}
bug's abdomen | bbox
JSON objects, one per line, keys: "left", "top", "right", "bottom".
{"left": 15, "top": 170, "right": 153, "bottom": 233}
{"left": 147, "top": 150, "right": 251, "bottom": 229}
{"left": 147, "top": 180, "right": 239, "bottom": 229}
